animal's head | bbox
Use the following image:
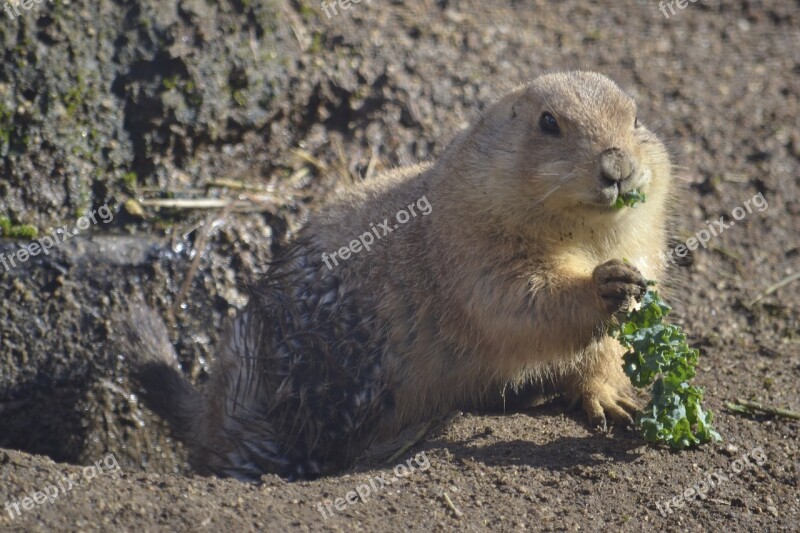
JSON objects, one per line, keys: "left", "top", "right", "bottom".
{"left": 449, "top": 71, "right": 672, "bottom": 230}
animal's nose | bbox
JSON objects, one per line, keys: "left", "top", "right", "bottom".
{"left": 599, "top": 147, "right": 636, "bottom": 184}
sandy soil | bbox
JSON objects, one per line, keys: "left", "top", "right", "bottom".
{"left": 0, "top": 0, "right": 798, "bottom": 531}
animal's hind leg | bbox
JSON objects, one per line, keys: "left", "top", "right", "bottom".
{"left": 560, "top": 336, "right": 639, "bottom": 428}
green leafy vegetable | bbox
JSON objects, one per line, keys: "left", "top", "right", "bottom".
{"left": 613, "top": 190, "right": 646, "bottom": 209}
{"left": 609, "top": 289, "right": 721, "bottom": 449}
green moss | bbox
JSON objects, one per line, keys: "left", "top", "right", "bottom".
{"left": 188, "top": 92, "right": 203, "bottom": 107}
{"left": 75, "top": 187, "right": 91, "bottom": 218}
{"left": 150, "top": 215, "right": 180, "bottom": 229}
{"left": 162, "top": 75, "right": 181, "bottom": 91}
{"left": 353, "top": 85, "right": 369, "bottom": 101}
{"left": 70, "top": 144, "right": 91, "bottom": 158}
{"left": 122, "top": 171, "right": 138, "bottom": 189}
{"left": 0, "top": 105, "right": 12, "bottom": 153}
{"left": 298, "top": 3, "right": 315, "bottom": 21}
{"left": 163, "top": 76, "right": 203, "bottom": 107}
{"left": 585, "top": 29, "right": 602, "bottom": 41}
{"left": 231, "top": 89, "right": 247, "bottom": 107}
{"left": 309, "top": 32, "right": 324, "bottom": 55}
{"left": 0, "top": 217, "right": 39, "bottom": 239}
{"left": 63, "top": 75, "right": 88, "bottom": 117}
{"left": 11, "top": 225, "right": 38, "bottom": 239}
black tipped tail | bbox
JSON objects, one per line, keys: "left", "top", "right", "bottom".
{"left": 116, "top": 301, "right": 202, "bottom": 441}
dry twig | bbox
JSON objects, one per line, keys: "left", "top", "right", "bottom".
{"left": 171, "top": 201, "right": 239, "bottom": 317}
{"left": 728, "top": 398, "right": 800, "bottom": 420}
{"left": 442, "top": 492, "right": 463, "bottom": 518}
{"left": 745, "top": 271, "right": 800, "bottom": 308}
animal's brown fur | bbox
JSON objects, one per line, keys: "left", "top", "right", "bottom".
{"left": 120, "top": 71, "right": 675, "bottom": 480}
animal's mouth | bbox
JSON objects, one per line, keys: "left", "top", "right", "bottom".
{"left": 596, "top": 167, "right": 651, "bottom": 209}
{"left": 597, "top": 181, "right": 623, "bottom": 207}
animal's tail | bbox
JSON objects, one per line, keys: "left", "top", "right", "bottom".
{"left": 116, "top": 301, "right": 203, "bottom": 441}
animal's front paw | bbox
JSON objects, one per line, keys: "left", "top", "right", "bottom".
{"left": 569, "top": 379, "right": 640, "bottom": 430}
{"left": 592, "top": 259, "right": 647, "bottom": 318}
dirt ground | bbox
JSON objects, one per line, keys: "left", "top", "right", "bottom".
{"left": 0, "top": 0, "right": 798, "bottom": 531}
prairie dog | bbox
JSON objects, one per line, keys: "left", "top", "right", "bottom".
{"left": 120, "top": 71, "right": 673, "bottom": 481}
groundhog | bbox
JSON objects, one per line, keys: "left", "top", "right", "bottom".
{"left": 119, "top": 71, "right": 674, "bottom": 481}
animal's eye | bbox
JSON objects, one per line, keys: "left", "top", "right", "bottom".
{"left": 634, "top": 115, "right": 641, "bottom": 129}
{"left": 539, "top": 112, "right": 560, "bottom": 136}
